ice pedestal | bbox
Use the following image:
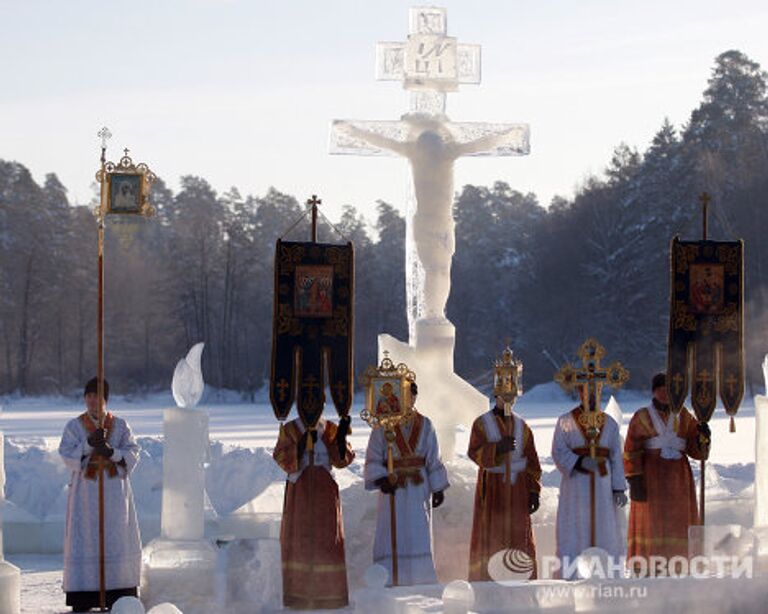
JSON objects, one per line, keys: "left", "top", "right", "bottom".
{"left": 0, "top": 413, "right": 21, "bottom": 614}
{"left": 754, "top": 394, "right": 768, "bottom": 575}
{"left": 143, "top": 408, "right": 216, "bottom": 614}
{"left": 0, "top": 557, "right": 21, "bottom": 614}
{"left": 754, "top": 395, "right": 768, "bottom": 528}
{"left": 380, "top": 318, "right": 487, "bottom": 459}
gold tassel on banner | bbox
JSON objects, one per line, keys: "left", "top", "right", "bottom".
{"left": 673, "top": 411, "right": 680, "bottom": 433}
{"left": 730, "top": 415, "right": 736, "bottom": 433}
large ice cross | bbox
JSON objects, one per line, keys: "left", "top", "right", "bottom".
{"left": 331, "top": 6, "right": 530, "bottom": 337}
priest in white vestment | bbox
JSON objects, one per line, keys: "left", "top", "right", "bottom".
{"left": 364, "top": 382, "right": 449, "bottom": 586}
{"left": 552, "top": 392, "right": 627, "bottom": 579}
{"left": 59, "top": 378, "right": 142, "bottom": 611}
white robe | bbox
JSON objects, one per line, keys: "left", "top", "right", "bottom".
{"left": 59, "top": 414, "right": 142, "bottom": 592}
{"left": 364, "top": 413, "right": 449, "bottom": 586}
{"left": 552, "top": 409, "right": 626, "bottom": 575}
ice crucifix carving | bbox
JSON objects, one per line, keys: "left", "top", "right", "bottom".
{"left": 331, "top": 5, "right": 530, "bottom": 334}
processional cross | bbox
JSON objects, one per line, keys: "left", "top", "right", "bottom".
{"left": 554, "top": 338, "right": 629, "bottom": 458}
{"left": 555, "top": 338, "right": 629, "bottom": 547}
{"left": 330, "top": 6, "right": 530, "bottom": 338}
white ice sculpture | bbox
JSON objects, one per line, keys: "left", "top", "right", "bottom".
{"left": 112, "top": 596, "right": 146, "bottom": 614}
{"left": 172, "top": 343, "right": 205, "bottom": 409}
{"left": 604, "top": 395, "right": 623, "bottom": 433}
{"left": 0, "top": 405, "right": 21, "bottom": 614}
{"left": 754, "top": 355, "right": 768, "bottom": 528}
{"left": 147, "top": 604, "right": 183, "bottom": 614}
{"left": 331, "top": 6, "right": 530, "bottom": 457}
{"left": 142, "top": 344, "right": 217, "bottom": 613}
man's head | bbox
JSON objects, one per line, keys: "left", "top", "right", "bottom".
{"left": 84, "top": 377, "right": 109, "bottom": 418}
{"left": 652, "top": 372, "right": 668, "bottom": 405}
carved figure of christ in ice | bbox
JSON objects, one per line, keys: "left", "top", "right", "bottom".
{"left": 331, "top": 5, "right": 529, "bottom": 331}
{"left": 332, "top": 115, "right": 529, "bottom": 322}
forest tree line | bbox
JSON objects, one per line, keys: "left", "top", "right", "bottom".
{"left": 2, "top": 50, "right": 768, "bottom": 398}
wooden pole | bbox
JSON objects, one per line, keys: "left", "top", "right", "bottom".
{"left": 699, "top": 191, "right": 710, "bottom": 525}
{"left": 386, "top": 442, "right": 398, "bottom": 586}
{"left": 97, "top": 140, "right": 108, "bottom": 612}
{"left": 389, "top": 492, "right": 398, "bottom": 587}
{"left": 504, "top": 402, "right": 512, "bottom": 485}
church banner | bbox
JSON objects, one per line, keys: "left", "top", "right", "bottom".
{"left": 667, "top": 237, "right": 744, "bottom": 423}
{"left": 270, "top": 240, "right": 354, "bottom": 426}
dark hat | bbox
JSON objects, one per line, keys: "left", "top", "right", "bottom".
{"left": 84, "top": 377, "right": 110, "bottom": 401}
{"left": 651, "top": 372, "right": 666, "bottom": 391}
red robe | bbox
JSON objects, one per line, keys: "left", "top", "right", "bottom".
{"left": 273, "top": 419, "right": 354, "bottom": 609}
{"left": 624, "top": 406, "right": 706, "bottom": 567}
{"left": 468, "top": 411, "right": 541, "bottom": 581}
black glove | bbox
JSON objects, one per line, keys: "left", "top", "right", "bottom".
{"left": 698, "top": 422, "right": 711, "bottom": 438}
{"left": 528, "top": 491, "right": 540, "bottom": 514}
{"left": 87, "top": 428, "right": 106, "bottom": 447}
{"left": 374, "top": 476, "right": 398, "bottom": 495}
{"left": 627, "top": 475, "right": 647, "bottom": 502}
{"left": 297, "top": 429, "right": 318, "bottom": 459}
{"left": 432, "top": 490, "right": 445, "bottom": 508}
{"left": 94, "top": 443, "right": 114, "bottom": 458}
{"left": 496, "top": 436, "right": 516, "bottom": 454}
{"left": 337, "top": 416, "right": 351, "bottom": 457}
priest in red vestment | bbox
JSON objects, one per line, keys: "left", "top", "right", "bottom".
{"left": 468, "top": 395, "right": 542, "bottom": 580}
{"left": 273, "top": 414, "right": 354, "bottom": 609}
{"left": 624, "top": 373, "right": 710, "bottom": 572}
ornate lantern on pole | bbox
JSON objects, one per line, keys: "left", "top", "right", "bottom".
{"left": 493, "top": 344, "right": 523, "bottom": 414}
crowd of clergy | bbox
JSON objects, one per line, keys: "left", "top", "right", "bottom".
{"left": 57, "top": 371, "right": 710, "bottom": 611}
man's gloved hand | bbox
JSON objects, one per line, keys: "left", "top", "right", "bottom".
{"left": 432, "top": 490, "right": 445, "bottom": 508}
{"left": 94, "top": 443, "right": 114, "bottom": 459}
{"left": 627, "top": 475, "right": 647, "bottom": 502}
{"left": 528, "top": 491, "right": 540, "bottom": 514}
{"left": 374, "top": 476, "right": 398, "bottom": 495}
{"left": 337, "top": 416, "right": 351, "bottom": 457}
{"left": 496, "top": 436, "right": 516, "bottom": 454}
{"left": 576, "top": 456, "right": 599, "bottom": 473}
{"left": 297, "top": 429, "right": 318, "bottom": 459}
{"left": 698, "top": 422, "right": 711, "bottom": 439}
{"left": 87, "top": 428, "right": 106, "bottom": 448}
{"left": 613, "top": 490, "right": 628, "bottom": 507}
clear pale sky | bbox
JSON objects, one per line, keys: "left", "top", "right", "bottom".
{"left": 1, "top": 0, "right": 767, "bottom": 221}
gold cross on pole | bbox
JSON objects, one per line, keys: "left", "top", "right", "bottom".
{"left": 306, "top": 194, "right": 321, "bottom": 242}
{"left": 554, "top": 338, "right": 629, "bottom": 455}
{"left": 554, "top": 338, "right": 629, "bottom": 548}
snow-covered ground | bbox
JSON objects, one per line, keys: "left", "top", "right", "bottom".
{"left": 1, "top": 384, "right": 759, "bottom": 613}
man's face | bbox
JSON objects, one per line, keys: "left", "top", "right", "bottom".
{"left": 84, "top": 391, "right": 106, "bottom": 417}
{"left": 653, "top": 385, "right": 669, "bottom": 405}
